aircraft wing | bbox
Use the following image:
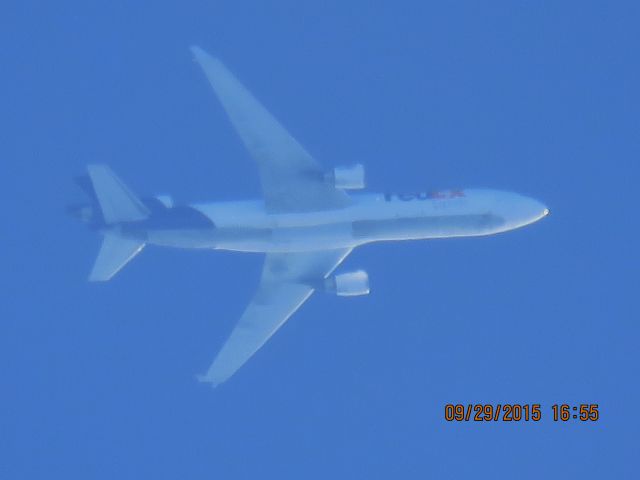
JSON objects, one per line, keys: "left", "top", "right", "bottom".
{"left": 198, "top": 248, "right": 353, "bottom": 386}
{"left": 191, "top": 46, "right": 352, "bottom": 213}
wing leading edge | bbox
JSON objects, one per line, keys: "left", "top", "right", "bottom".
{"left": 190, "top": 46, "right": 351, "bottom": 213}
{"left": 198, "top": 248, "right": 353, "bottom": 387}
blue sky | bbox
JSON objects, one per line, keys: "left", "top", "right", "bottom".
{"left": 1, "top": 1, "right": 638, "bottom": 478}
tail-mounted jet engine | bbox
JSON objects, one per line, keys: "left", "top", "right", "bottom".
{"left": 325, "top": 164, "right": 365, "bottom": 190}
{"left": 325, "top": 270, "right": 370, "bottom": 296}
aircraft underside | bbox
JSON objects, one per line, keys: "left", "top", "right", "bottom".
{"left": 71, "top": 46, "right": 548, "bottom": 386}
{"left": 141, "top": 211, "right": 508, "bottom": 252}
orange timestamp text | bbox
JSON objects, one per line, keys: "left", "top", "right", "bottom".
{"left": 444, "top": 404, "right": 599, "bottom": 422}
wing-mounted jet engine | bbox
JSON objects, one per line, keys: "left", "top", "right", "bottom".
{"left": 325, "top": 270, "right": 370, "bottom": 296}
{"left": 325, "top": 164, "right": 365, "bottom": 190}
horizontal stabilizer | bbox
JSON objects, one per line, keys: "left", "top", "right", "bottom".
{"left": 87, "top": 165, "right": 150, "bottom": 224}
{"left": 89, "top": 234, "right": 145, "bottom": 282}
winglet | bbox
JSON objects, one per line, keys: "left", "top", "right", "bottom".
{"left": 195, "top": 373, "right": 221, "bottom": 388}
{"left": 190, "top": 45, "right": 222, "bottom": 72}
{"left": 189, "top": 45, "right": 207, "bottom": 61}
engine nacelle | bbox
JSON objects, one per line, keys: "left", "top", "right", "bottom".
{"left": 325, "top": 270, "right": 370, "bottom": 297}
{"left": 325, "top": 164, "right": 365, "bottom": 190}
{"left": 155, "top": 195, "right": 174, "bottom": 208}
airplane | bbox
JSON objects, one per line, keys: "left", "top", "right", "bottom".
{"left": 69, "top": 46, "right": 549, "bottom": 387}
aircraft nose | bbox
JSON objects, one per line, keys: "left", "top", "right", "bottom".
{"left": 496, "top": 193, "right": 549, "bottom": 230}
{"left": 524, "top": 197, "right": 550, "bottom": 224}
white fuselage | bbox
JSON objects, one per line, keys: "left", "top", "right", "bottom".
{"left": 142, "top": 189, "right": 549, "bottom": 252}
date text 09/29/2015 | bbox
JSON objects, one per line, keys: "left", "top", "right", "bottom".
{"left": 444, "top": 404, "right": 599, "bottom": 422}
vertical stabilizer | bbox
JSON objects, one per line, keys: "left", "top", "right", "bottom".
{"left": 86, "top": 165, "right": 150, "bottom": 224}
{"left": 89, "top": 233, "right": 145, "bottom": 282}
